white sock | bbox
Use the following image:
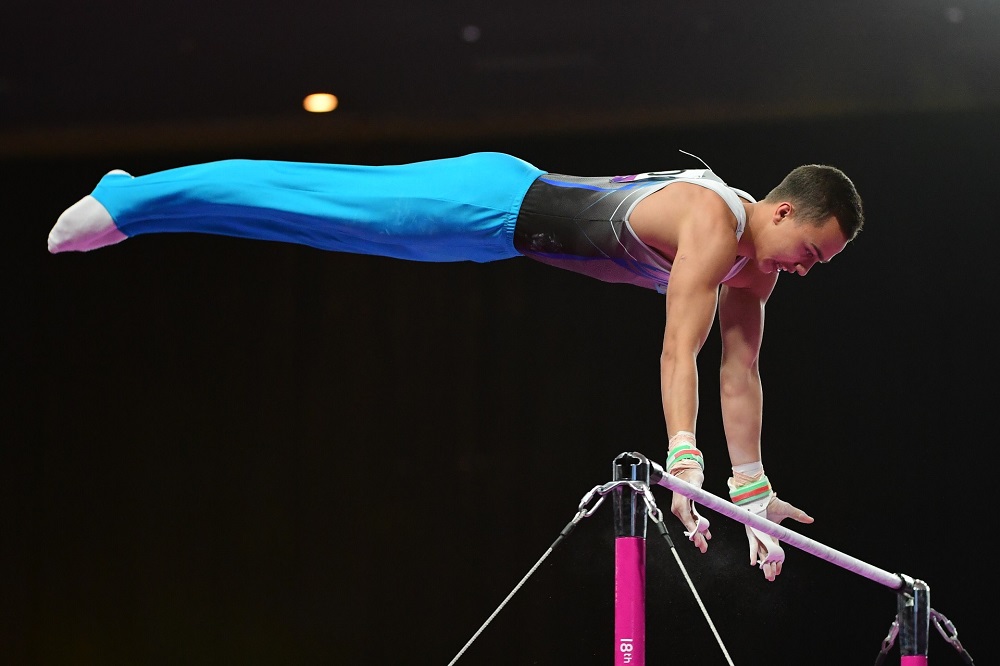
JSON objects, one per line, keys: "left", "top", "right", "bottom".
{"left": 48, "top": 192, "right": 127, "bottom": 253}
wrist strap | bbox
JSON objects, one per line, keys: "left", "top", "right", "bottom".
{"left": 728, "top": 473, "right": 785, "bottom": 570}
{"left": 666, "top": 431, "right": 704, "bottom": 474}
{"left": 729, "top": 475, "right": 773, "bottom": 508}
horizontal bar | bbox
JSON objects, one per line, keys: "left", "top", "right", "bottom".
{"left": 645, "top": 455, "right": 903, "bottom": 590}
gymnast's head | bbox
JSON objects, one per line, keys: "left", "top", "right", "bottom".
{"left": 750, "top": 165, "right": 864, "bottom": 277}
{"left": 764, "top": 164, "right": 865, "bottom": 242}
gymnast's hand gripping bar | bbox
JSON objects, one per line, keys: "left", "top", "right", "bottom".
{"left": 646, "top": 454, "right": 906, "bottom": 591}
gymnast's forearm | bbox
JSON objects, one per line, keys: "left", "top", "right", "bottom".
{"left": 719, "top": 362, "right": 763, "bottom": 467}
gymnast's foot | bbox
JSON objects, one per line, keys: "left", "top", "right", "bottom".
{"left": 47, "top": 170, "right": 130, "bottom": 253}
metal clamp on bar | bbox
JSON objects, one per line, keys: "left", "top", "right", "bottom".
{"left": 612, "top": 451, "right": 652, "bottom": 538}
{"left": 897, "top": 578, "right": 930, "bottom": 659}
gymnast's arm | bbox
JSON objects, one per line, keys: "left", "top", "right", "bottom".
{"left": 716, "top": 272, "right": 775, "bottom": 469}
{"left": 655, "top": 196, "right": 739, "bottom": 550}
{"left": 719, "top": 269, "right": 814, "bottom": 578}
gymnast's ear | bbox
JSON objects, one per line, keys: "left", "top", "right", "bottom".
{"left": 772, "top": 202, "right": 793, "bottom": 223}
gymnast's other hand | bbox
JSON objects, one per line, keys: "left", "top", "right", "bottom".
{"left": 764, "top": 495, "right": 814, "bottom": 529}
{"left": 751, "top": 495, "right": 814, "bottom": 581}
{"left": 669, "top": 467, "right": 711, "bottom": 553}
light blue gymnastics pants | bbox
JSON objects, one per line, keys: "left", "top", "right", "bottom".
{"left": 90, "top": 152, "right": 545, "bottom": 263}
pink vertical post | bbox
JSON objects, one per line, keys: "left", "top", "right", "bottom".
{"left": 615, "top": 537, "right": 646, "bottom": 666}
{"left": 611, "top": 453, "right": 650, "bottom": 666}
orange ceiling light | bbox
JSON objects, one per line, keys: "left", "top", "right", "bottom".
{"left": 302, "top": 93, "right": 339, "bottom": 113}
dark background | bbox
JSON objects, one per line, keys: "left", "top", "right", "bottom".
{"left": 3, "top": 2, "right": 997, "bottom": 665}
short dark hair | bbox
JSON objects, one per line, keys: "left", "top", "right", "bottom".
{"left": 764, "top": 165, "right": 864, "bottom": 241}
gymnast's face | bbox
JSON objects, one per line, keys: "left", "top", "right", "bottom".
{"left": 758, "top": 208, "right": 848, "bottom": 277}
